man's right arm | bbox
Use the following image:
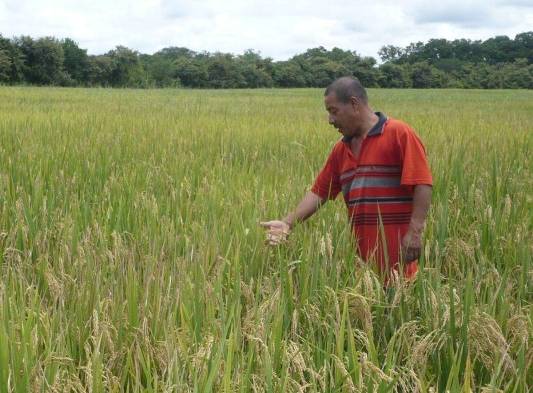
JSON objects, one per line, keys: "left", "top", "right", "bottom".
{"left": 261, "top": 143, "right": 340, "bottom": 245}
{"left": 260, "top": 191, "right": 326, "bottom": 245}
{"left": 282, "top": 191, "right": 326, "bottom": 229}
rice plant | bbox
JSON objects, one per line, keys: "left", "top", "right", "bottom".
{"left": 0, "top": 87, "right": 530, "bottom": 392}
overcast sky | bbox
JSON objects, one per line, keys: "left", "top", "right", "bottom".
{"left": 0, "top": 0, "right": 531, "bottom": 60}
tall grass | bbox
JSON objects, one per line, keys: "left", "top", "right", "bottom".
{"left": 0, "top": 87, "right": 531, "bottom": 392}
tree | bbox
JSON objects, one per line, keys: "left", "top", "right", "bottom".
{"left": 0, "top": 35, "right": 25, "bottom": 83}
{"left": 106, "top": 46, "right": 147, "bottom": 87}
{"left": 87, "top": 55, "right": 114, "bottom": 86}
{"left": 424, "top": 39, "right": 454, "bottom": 62}
{"left": 15, "top": 36, "right": 65, "bottom": 85}
{"left": 401, "top": 41, "right": 425, "bottom": 63}
{"left": 155, "top": 47, "right": 196, "bottom": 60}
{"left": 481, "top": 35, "right": 516, "bottom": 64}
{"left": 0, "top": 49, "right": 11, "bottom": 83}
{"left": 62, "top": 38, "right": 89, "bottom": 85}
{"left": 378, "top": 45, "right": 403, "bottom": 63}
{"left": 351, "top": 57, "right": 378, "bottom": 87}
{"left": 141, "top": 54, "right": 178, "bottom": 87}
{"left": 409, "top": 62, "right": 451, "bottom": 88}
{"left": 205, "top": 53, "right": 245, "bottom": 88}
{"left": 514, "top": 32, "right": 533, "bottom": 63}
{"left": 378, "top": 63, "right": 410, "bottom": 88}
{"left": 239, "top": 64, "right": 272, "bottom": 88}
{"left": 237, "top": 50, "right": 273, "bottom": 87}
{"left": 501, "top": 59, "right": 533, "bottom": 89}
{"left": 309, "top": 58, "right": 347, "bottom": 87}
{"left": 450, "top": 39, "right": 483, "bottom": 63}
{"left": 175, "top": 58, "right": 208, "bottom": 87}
{"left": 272, "top": 61, "right": 306, "bottom": 87}
{"left": 286, "top": 47, "right": 379, "bottom": 87}
{"left": 1, "top": 31, "right": 531, "bottom": 89}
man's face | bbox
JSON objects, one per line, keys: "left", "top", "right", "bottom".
{"left": 324, "top": 93, "right": 360, "bottom": 138}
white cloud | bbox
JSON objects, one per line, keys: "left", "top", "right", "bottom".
{"left": 0, "top": 0, "right": 531, "bottom": 59}
{"left": 411, "top": 2, "right": 494, "bottom": 27}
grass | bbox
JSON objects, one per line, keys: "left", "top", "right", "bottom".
{"left": 0, "top": 87, "right": 531, "bottom": 392}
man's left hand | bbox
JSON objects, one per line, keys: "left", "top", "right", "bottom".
{"left": 401, "top": 228, "right": 422, "bottom": 263}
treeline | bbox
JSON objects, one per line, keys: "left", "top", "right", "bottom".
{"left": 0, "top": 32, "right": 531, "bottom": 89}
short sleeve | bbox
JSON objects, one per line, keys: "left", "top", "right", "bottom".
{"left": 311, "top": 145, "right": 342, "bottom": 200}
{"left": 397, "top": 127, "right": 433, "bottom": 186}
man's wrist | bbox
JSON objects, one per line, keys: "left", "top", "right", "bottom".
{"left": 282, "top": 216, "right": 294, "bottom": 229}
{"left": 408, "top": 218, "right": 425, "bottom": 234}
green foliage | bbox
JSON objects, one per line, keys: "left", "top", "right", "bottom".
{"left": 0, "top": 31, "right": 531, "bottom": 88}
{"left": 106, "top": 46, "right": 146, "bottom": 87}
{"left": 0, "top": 87, "right": 530, "bottom": 391}
{"left": 378, "top": 45, "right": 403, "bottom": 63}
{"left": 206, "top": 53, "right": 246, "bottom": 88}
{"left": 14, "top": 36, "right": 66, "bottom": 85}
{"left": 238, "top": 50, "right": 274, "bottom": 88}
{"left": 142, "top": 55, "right": 179, "bottom": 87}
{"left": 62, "top": 38, "right": 89, "bottom": 85}
{"left": 0, "top": 35, "right": 26, "bottom": 83}
{"left": 0, "top": 49, "right": 11, "bottom": 83}
{"left": 87, "top": 55, "right": 114, "bottom": 86}
{"left": 378, "top": 63, "right": 411, "bottom": 88}
{"left": 175, "top": 57, "right": 208, "bottom": 87}
{"left": 501, "top": 59, "right": 533, "bottom": 89}
{"left": 273, "top": 61, "right": 306, "bottom": 87}
{"left": 409, "top": 62, "right": 450, "bottom": 88}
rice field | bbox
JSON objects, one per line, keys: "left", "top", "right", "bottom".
{"left": 0, "top": 86, "right": 531, "bottom": 392}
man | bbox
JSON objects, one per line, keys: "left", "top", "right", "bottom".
{"left": 260, "top": 76, "right": 432, "bottom": 282}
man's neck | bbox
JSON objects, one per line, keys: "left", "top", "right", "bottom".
{"left": 362, "top": 110, "right": 380, "bottom": 137}
{"left": 352, "top": 110, "right": 379, "bottom": 142}
{"left": 348, "top": 111, "right": 379, "bottom": 157}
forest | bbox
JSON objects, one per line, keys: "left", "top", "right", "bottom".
{"left": 0, "top": 31, "right": 531, "bottom": 89}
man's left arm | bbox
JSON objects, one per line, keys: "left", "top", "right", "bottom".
{"left": 401, "top": 184, "right": 432, "bottom": 263}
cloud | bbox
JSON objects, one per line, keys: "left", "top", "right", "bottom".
{"left": 496, "top": 0, "right": 533, "bottom": 7}
{"left": 409, "top": 1, "right": 496, "bottom": 28}
{"left": 0, "top": 0, "right": 531, "bottom": 60}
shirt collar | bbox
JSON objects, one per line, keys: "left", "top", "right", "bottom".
{"left": 342, "top": 112, "right": 387, "bottom": 143}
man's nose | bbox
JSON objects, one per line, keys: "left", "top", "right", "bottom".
{"left": 328, "top": 115, "right": 335, "bottom": 125}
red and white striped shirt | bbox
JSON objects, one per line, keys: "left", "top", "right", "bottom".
{"left": 311, "top": 113, "right": 433, "bottom": 279}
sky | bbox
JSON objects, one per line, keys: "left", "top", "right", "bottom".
{"left": 0, "top": 0, "right": 532, "bottom": 60}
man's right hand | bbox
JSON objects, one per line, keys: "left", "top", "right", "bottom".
{"left": 259, "top": 191, "right": 324, "bottom": 246}
{"left": 259, "top": 220, "right": 291, "bottom": 245}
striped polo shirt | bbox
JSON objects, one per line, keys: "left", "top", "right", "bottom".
{"left": 311, "top": 112, "right": 432, "bottom": 279}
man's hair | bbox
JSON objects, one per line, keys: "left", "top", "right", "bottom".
{"left": 324, "top": 76, "right": 368, "bottom": 104}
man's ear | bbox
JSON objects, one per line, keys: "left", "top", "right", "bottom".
{"left": 350, "top": 96, "right": 360, "bottom": 111}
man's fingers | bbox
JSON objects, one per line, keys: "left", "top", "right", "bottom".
{"left": 265, "top": 231, "right": 288, "bottom": 246}
{"left": 260, "top": 222, "right": 290, "bottom": 233}
{"left": 260, "top": 221, "right": 290, "bottom": 246}
{"left": 402, "top": 247, "right": 420, "bottom": 263}
{"left": 260, "top": 221, "right": 289, "bottom": 228}
{"left": 265, "top": 237, "right": 282, "bottom": 245}
{"left": 267, "top": 233, "right": 286, "bottom": 241}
